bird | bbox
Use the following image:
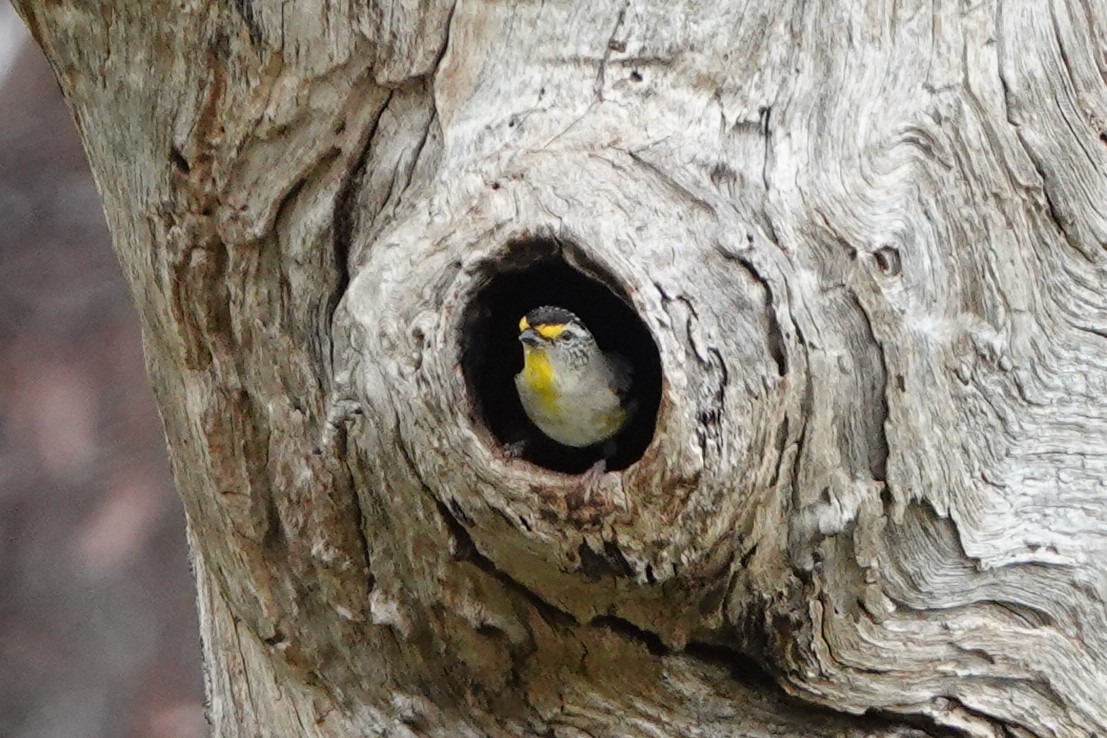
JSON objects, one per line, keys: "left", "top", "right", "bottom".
{"left": 514, "top": 306, "right": 634, "bottom": 504}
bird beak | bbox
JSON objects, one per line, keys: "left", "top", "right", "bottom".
{"left": 519, "top": 328, "right": 541, "bottom": 346}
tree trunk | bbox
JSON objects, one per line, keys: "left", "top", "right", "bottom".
{"left": 15, "top": 0, "right": 1107, "bottom": 735}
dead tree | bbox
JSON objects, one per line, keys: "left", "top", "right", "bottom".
{"left": 15, "top": 0, "right": 1107, "bottom": 735}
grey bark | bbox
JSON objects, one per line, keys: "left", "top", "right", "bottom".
{"left": 14, "top": 0, "right": 1107, "bottom": 736}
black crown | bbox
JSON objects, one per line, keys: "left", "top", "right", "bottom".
{"left": 524, "top": 305, "right": 581, "bottom": 326}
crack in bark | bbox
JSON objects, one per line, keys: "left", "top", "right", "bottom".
{"left": 575, "top": 540, "right": 635, "bottom": 581}
{"left": 623, "top": 148, "right": 717, "bottom": 214}
{"left": 588, "top": 615, "right": 668, "bottom": 656}
{"left": 328, "top": 89, "right": 395, "bottom": 375}
{"left": 763, "top": 283, "right": 788, "bottom": 376}
{"left": 593, "top": 2, "right": 629, "bottom": 101}
{"left": 759, "top": 104, "right": 773, "bottom": 192}
{"left": 1013, "top": 128, "right": 1090, "bottom": 261}
{"left": 847, "top": 290, "right": 890, "bottom": 483}
{"left": 230, "top": 617, "right": 259, "bottom": 719}
{"left": 430, "top": 493, "right": 576, "bottom": 629}
{"left": 231, "top": 0, "right": 264, "bottom": 47}
{"left": 403, "top": 104, "right": 435, "bottom": 195}
{"left": 589, "top": 625, "right": 956, "bottom": 737}
{"left": 712, "top": 245, "right": 789, "bottom": 377}
{"left": 787, "top": 339, "right": 814, "bottom": 555}
{"left": 267, "top": 141, "right": 346, "bottom": 237}
{"left": 315, "top": 88, "right": 403, "bottom": 614}
{"left": 427, "top": 0, "right": 458, "bottom": 124}
{"left": 994, "top": 18, "right": 1095, "bottom": 263}
{"left": 330, "top": 421, "right": 375, "bottom": 596}
{"left": 863, "top": 707, "right": 972, "bottom": 738}
{"left": 653, "top": 282, "right": 729, "bottom": 462}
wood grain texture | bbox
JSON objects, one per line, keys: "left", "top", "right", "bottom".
{"left": 14, "top": 0, "right": 1107, "bottom": 735}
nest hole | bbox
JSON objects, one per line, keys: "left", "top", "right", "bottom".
{"left": 462, "top": 241, "right": 662, "bottom": 474}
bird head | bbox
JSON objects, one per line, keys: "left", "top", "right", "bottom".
{"left": 518, "top": 306, "right": 596, "bottom": 359}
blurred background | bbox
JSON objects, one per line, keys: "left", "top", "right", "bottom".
{"left": 0, "top": 5, "right": 205, "bottom": 737}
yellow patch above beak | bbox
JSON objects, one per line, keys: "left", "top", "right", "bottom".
{"left": 518, "top": 316, "right": 567, "bottom": 340}
{"left": 535, "top": 323, "right": 566, "bottom": 340}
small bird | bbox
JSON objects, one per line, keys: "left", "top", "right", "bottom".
{"left": 514, "top": 306, "right": 634, "bottom": 491}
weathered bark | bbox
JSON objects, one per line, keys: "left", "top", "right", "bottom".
{"left": 15, "top": 0, "right": 1107, "bottom": 735}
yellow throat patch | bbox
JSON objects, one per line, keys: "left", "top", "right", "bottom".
{"left": 521, "top": 345, "right": 559, "bottom": 412}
